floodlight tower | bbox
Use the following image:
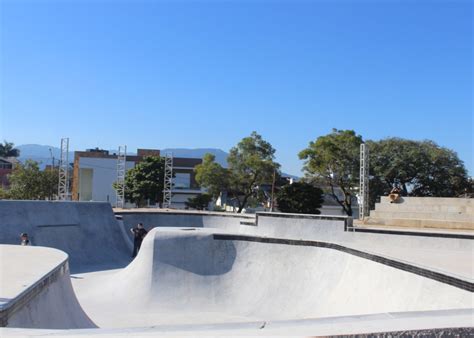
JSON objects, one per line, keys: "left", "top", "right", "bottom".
{"left": 116, "top": 146, "right": 127, "bottom": 208}
{"left": 163, "top": 152, "right": 173, "bottom": 208}
{"left": 359, "top": 143, "right": 370, "bottom": 220}
{"left": 58, "top": 138, "right": 70, "bottom": 200}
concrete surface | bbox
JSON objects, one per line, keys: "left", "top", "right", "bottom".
{"left": 2, "top": 309, "right": 473, "bottom": 337}
{"left": 0, "top": 201, "right": 131, "bottom": 273}
{"left": 68, "top": 227, "right": 472, "bottom": 330}
{"left": 0, "top": 245, "right": 95, "bottom": 329}
{"left": 0, "top": 201, "right": 473, "bottom": 335}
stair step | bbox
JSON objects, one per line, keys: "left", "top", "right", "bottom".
{"left": 370, "top": 210, "right": 473, "bottom": 222}
{"left": 379, "top": 196, "right": 473, "bottom": 206}
{"left": 364, "top": 217, "right": 474, "bottom": 230}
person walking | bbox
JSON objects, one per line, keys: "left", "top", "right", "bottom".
{"left": 130, "top": 223, "right": 148, "bottom": 258}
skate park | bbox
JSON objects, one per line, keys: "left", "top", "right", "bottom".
{"left": 0, "top": 199, "right": 473, "bottom": 336}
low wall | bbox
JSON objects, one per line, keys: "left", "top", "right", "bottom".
{"left": 116, "top": 209, "right": 351, "bottom": 242}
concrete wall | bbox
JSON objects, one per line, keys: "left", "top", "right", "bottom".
{"left": 78, "top": 158, "right": 135, "bottom": 205}
{"left": 0, "top": 201, "right": 131, "bottom": 273}
{"left": 117, "top": 210, "right": 350, "bottom": 242}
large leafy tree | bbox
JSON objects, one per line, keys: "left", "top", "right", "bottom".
{"left": 299, "top": 129, "right": 363, "bottom": 216}
{"left": 117, "top": 156, "right": 166, "bottom": 207}
{"left": 367, "top": 138, "right": 469, "bottom": 206}
{"left": 0, "top": 141, "right": 20, "bottom": 157}
{"left": 195, "top": 132, "right": 280, "bottom": 213}
{"left": 7, "top": 160, "right": 58, "bottom": 200}
{"left": 276, "top": 182, "right": 324, "bottom": 214}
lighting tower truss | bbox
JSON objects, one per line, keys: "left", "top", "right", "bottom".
{"left": 359, "top": 143, "right": 370, "bottom": 220}
{"left": 163, "top": 152, "right": 173, "bottom": 208}
{"left": 58, "top": 137, "right": 70, "bottom": 200}
{"left": 116, "top": 145, "right": 127, "bottom": 208}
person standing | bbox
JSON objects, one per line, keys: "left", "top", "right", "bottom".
{"left": 130, "top": 223, "right": 148, "bottom": 258}
{"left": 20, "top": 233, "right": 30, "bottom": 246}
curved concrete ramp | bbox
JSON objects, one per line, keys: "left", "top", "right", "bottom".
{"left": 74, "top": 227, "right": 473, "bottom": 328}
{"left": 0, "top": 245, "right": 96, "bottom": 329}
{"left": 0, "top": 201, "right": 131, "bottom": 273}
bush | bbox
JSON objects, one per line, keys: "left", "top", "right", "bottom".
{"left": 276, "top": 182, "right": 324, "bottom": 214}
{"left": 185, "top": 194, "right": 212, "bottom": 210}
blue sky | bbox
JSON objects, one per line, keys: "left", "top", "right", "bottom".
{"left": 1, "top": 0, "right": 472, "bottom": 176}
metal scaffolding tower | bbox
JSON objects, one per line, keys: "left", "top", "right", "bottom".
{"left": 163, "top": 153, "right": 173, "bottom": 208}
{"left": 58, "top": 138, "right": 70, "bottom": 200}
{"left": 359, "top": 143, "right": 370, "bottom": 220}
{"left": 116, "top": 145, "right": 127, "bottom": 208}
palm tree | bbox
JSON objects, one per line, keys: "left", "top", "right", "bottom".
{"left": 0, "top": 141, "right": 20, "bottom": 157}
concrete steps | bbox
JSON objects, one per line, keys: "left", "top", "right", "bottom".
{"left": 363, "top": 197, "right": 474, "bottom": 230}
{"left": 370, "top": 210, "right": 472, "bottom": 222}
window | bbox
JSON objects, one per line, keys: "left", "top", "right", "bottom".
{"left": 174, "top": 173, "right": 191, "bottom": 189}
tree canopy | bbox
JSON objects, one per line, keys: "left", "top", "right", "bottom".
{"left": 367, "top": 138, "right": 469, "bottom": 206}
{"left": 299, "top": 129, "right": 363, "bottom": 216}
{"left": 6, "top": 160, "right": 57, "bottom": 200}
{"left": 276, "top": 182, "right": 324, "bottom": 214}
{"left": 0, "top": 141, "right": 20, "bottom": 157}
{"left": 117, "top": 156, "right": 166, "bottom": 207}
{"left": 195, "top": 132, "right": 280, "bottom": 213}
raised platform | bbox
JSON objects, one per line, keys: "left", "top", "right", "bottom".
{"left": 0, "top": 245, "right": 95, "bottom": 329}
{"left": 361, "top": 197, "right": 473, "bottom": 230}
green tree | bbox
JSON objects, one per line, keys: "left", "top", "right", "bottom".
{"left": 0, "top": 141, "right": 20, "bottom": 157}
{"left": 194, "top": 154, "right": 229, "bottom": 198}
{"left": 195, "top": 132, "right": 280, "bottom": 213}
{"left": 276, "top": 182, "right": 324, "bottom": 214}
{"left": 185, "top": 193, "right": 212, "bottom": 210}
{"left": 299, "top": 129, "right": 363, "bottom": 216}
{"left": 8, "top": 160, "right": 58, "bottom": 200}
{"left": 367, "top": 138, "right": 469, "bottom": 206}
{"left": 116, "top": 156, "right": 165, "bottom": 207}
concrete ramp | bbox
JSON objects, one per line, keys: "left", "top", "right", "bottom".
{"left": 0, "top": 201, "right": 131, "bottom": 273}
{"left": 74, "top": 227, "right": 473, "bottom": 328}
{"left": 0, "top": 245, "right": 96, "bottom": 329}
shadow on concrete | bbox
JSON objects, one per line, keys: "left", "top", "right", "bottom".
{"left": 153, "top": 235, "right": 236, "bottom": 276}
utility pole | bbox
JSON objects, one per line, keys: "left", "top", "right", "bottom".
{"left": 49, "top": 148, "right": 55, "bottom": 169}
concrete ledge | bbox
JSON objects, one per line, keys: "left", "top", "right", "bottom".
{"left": 115, "top": 209, "right": 255, "bottom": 219}
{"left": 363, "top": 217, "right": 473, "bottom": 230}
{"left": 0, "top": 246, "right": 68, "bottom": 327}
{"left": 351, "top": 226, "right": 474, "bottom": 240}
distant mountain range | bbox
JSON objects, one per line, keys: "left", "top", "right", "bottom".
{"left": 16, "top": 144, "right": 297, "bottom": 178}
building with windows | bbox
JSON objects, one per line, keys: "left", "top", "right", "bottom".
{"left": 71, "top": 148, "right": 203, "bottom": 208}
{"left": 0, "top": 157, "right": 18, "bottom": 189}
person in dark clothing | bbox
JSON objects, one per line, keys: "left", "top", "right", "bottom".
{"left": 130, "top": 223, "right": 148, "bottom": 257}
{"left": 20, "top": 233, "right": 30, "bottom": 246}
